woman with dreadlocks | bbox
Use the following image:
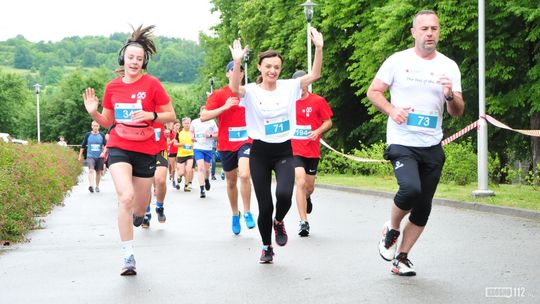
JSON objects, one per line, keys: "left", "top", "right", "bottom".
{"left": 83, "top": 25, "right": 176, "bottom": 276}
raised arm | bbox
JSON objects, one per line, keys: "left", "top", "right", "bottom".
{"left": 83, "top": 88, "right": 114, "bottom": 128}
{"left": 299, "top": 27, "right": 324, "bottom": 89}
{"left": 228, "top": 39, "right": 248, "bottom": 97}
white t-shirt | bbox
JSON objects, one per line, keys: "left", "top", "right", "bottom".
{"left": 375, "top": 48, "right": 462, "bottom": 147}
{"left": 190, "top": 118, "right": 218, "bottom": 151}
{"left": 239, "top": 79, "right": 302, "bottom": 143}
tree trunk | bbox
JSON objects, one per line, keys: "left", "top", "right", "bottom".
{"left": 530, "top": 112, "right": 540, "bottom": 185}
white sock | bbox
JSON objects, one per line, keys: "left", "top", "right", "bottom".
{"left": 121, "top": 240, "right": 134, "bottom": 258}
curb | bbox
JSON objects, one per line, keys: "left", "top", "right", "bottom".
{"left": 318, "top": 184, "right": 540, "bottom": 221}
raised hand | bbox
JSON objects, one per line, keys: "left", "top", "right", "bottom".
{"left": 310, "top": 27, "right": 324, "bottom": 48}
{"left": 229, "top": 39, "right": 248, "bottom": 63}
{"left": 83, "top": 88, "right": 99, "bottom": 114}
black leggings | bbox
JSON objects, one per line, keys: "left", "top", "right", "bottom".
{"left": 383, "top": 144, "right": 445, "bottom": 227}
{"left": 250, "top": 140, "right": 295, "bottom": 245}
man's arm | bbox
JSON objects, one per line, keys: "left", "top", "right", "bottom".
{"left": 367, "top": 79, "right": 409, "bottom": 125}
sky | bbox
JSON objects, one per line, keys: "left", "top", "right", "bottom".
{"left": 0, "top": 0, "right": 220, "bottom": 43}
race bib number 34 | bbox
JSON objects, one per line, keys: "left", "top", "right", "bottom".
{"left": 114, "top": 103, "right": 142, "bottom": 123}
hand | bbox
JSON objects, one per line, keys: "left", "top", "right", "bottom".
{"left": 83, "top": 88, "right": 99, "bottom": 114}
{"left": 229, "top": 39, "right": 248, "bottom": 63}
{"left": 310, "top": 27, "right": 324, "bottom": 48}
{"left": 438, "top": 74, "right": 453, "bottom": 97}
{"left": 308, "top": 130, "right": 320, "bottom": 141}
{"left": 130, "top": 110, "right": 151, "bottom": 123}
{"left": 389, "top": 107, "right": 410, "bottom": 125}
{"left": 224, "top": 97, "right": 240, "bottom": 110}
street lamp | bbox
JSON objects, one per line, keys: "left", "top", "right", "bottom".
{"left": 210, "top": 76, "right": 215, "bottom": 94}
{"left": 300, "top": 0, "right": 317, "bottom": 92}
{"left": 34, "top": 83, "right": 41, "bottom": 143}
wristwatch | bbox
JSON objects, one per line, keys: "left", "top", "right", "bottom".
{"left": 445, "top": 92, "right": 454, "bottom": 102}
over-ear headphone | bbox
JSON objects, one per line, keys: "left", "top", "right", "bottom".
{"left": 117, "top": 43, "right": 149, "bottom": 69}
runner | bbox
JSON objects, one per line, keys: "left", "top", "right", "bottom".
{"left": 201, "top": 61, "right": 256, "bottom": 235}
{"left": 78, "top": 121, "right": 107, "bottom": 193}
{"left": 174, "top": 117, "right": 195, "bottom": 192}
{"left": 290, "top": 70, "right": 333, "bottom": 237}
{"left": 142, "top": 123, "right": 169, "bottom": 228}
{"left": 190, "top": 106, "right": 218, "bottom": 198}
{"left": 228, "top": 27, "right": 324, "bottom": 263}
{"left": 168, "top": 120, "right": 180, "bottom": 188}
{"left": 367, "top": 10, "right": 464, "bottom": 276}
{"left": 82, "top": 25, "right": 176, "bottom": 276}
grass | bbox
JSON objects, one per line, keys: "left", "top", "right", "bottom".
{"left": 317, "top": 174, "right": 540, "bottom": 212}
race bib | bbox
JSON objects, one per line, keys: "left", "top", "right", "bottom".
{"left": 228, "top": 127, "right": 248, "bottom": 142}
{"left": 183, "top": 144, "right": 193, "bottom": 150}
{"left": 114, "top": 102, "right": 142, "bottom": 123}
{"left": 407, "top": 112, "right": 438, "bottom": 129}
{"left": 293, "top": 125, "right": 312, "bottom": 139}
{"left": 90, "top": 144, "right": 101, "bottom": 152}
{"left": 264, "top": 116, "right": 290, "bottom": 136}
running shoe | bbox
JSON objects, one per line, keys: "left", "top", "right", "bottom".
{"left": 273, "top": 220, "right": 288, "bottom": 246}
{"left": 378, "top": 221, "right": 400, "bottom": 261}
{"left": 391, "top": 253, "right": 416, "bottom": 276}
{"left": 120, "top": 254, "right": 137, "bottom": 276}
{"left": 221, "top": 171, "right": 225, "bottom": 180}
{"left": 133, "top": 214, "right": 145, "bottom": 227}
{"left": 184, "top": 184, "right": 192, "bottom": 192}
{"left": 211, "top": 175, "right": 217, "bottom": 181}
{"left": 200, "top": 190, "right": 206, "bottom": 198}
{"left": 306, "top": 196, "right": 313, "bottom": 214}
{"left": 156, "top": 207, "right": 166, "bottom": 223}
{"left": 88, "top": 186, "right": 94, "bottom": 193}
{"left": 205, "top": 179, "right": 211, "bottom": 191}
{"left": 259, "top": 246, "right": 274, "bottom": 264}
{"left": 232, "top": 213, "right": 241, "bottom": 235}
{"left": 95, "top": 187, "right": 100, "bottom": 193}
{"left": 298, "top": 221, "right": 310, "bottom": 237}
{"left": 142, "top": 215, "right": 151, "bottom": 228}
{"left": 244, "top": 211, "right": 256, "bottom": 229}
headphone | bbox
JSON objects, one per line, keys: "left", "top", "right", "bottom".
{"left": 117, "top": 43, "right": 149, "bottom": 69}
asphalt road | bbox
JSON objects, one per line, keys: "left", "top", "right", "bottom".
{"left": 1, "top": 170, "right": 539, "bottom": 303}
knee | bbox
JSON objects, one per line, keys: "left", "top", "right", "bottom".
{"left": 295, "top": 177, "right": 306, "bottom": 190}
{"left": 397, "top": 181, "right": 422, "bottom": 201}
{"left": 306, "top": 184, "right": 315, "bottom": 195}
{"left": 117, "top": 191, "right": 135, "bottom": 210}
{"left": 226, "top": 178, "right": 237, "bottom": 190}
{"left": 238, "top": 170, "right": 250, "bottom": 183}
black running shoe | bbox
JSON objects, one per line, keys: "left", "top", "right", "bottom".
{"left": 298, "top": 221, "right": 310, "bottom": 237}
{"left": 142, "top": 216, "right": 150, "bottom": 228}
{"left": 88, "top": 186, "right": 94, "bottom": 193}
{"left": 306, "top": 196, "right": 313, "bottom": 214}
{"left": 259, "top": 246, "right": 274, "bottom": 264}
{"left": 200, "top": 190, "right": 206, "bottom": 198}
{"left": 204, "top": 179, "right": 211, "bottom": 191}
{"left": 133, "top": 214, "right": 145, "bottom": 227}
{"left": 156, "top": 207, "right": 166, "bottom": 223}
{"left": 273, "top": 220, "right": 288, "bottom": 246}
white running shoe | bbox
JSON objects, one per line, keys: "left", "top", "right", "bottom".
{"left": 378, "top": 221, "right": 400, "bottom": 261}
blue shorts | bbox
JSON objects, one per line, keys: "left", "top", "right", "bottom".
{"left": 194, "top": 149, "right": 212, "bottom": 163}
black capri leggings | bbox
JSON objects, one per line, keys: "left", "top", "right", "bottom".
{"left": 383, "top": 144, "right": 445, "bottom": 227}
{"left": 250, "top": 140, "right": 295, "bottom": 245}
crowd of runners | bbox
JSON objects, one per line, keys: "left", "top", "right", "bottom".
{"left": 79, "top": 9, "right": 464, "bottom": 278}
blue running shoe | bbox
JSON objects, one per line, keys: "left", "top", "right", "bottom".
{"left": 232, "top": 213, "right": 241, "bottom": 235}
{"left": 244, "top": 211, "right": 256, "bottom": 229}
{"left": 120, "top": 254, "right": 136, "bottom": 276}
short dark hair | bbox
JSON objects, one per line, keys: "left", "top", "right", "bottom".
{"left": 412, "top": 10, "right": 437, "bottom": 27}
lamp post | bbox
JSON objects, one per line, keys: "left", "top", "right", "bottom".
{"left": 210, "top": 76, "right": 215, "bottom": 94}
{"left": 34, "top": 83, "right": 41, "bottom": 143}
{"left": 473, "top": 0, "right": 494, "bottom": 197}
{"left": 301, "top": 0, "right": 317, "bottom": 92}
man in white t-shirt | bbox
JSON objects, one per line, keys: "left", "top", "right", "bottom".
{"left": 367, "top": 10, "right": 464, "bottom": 277}
{"left": 191, "top": 106, "right": 218, "bottom": 198}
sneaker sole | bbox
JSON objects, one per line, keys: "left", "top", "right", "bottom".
{"left": 391, "top": 267, "right": 416, "bottom": 276}
{"left": 259, "top": 260, "right": 273, "bottom": 264}
{"left": 120, "top": 268, "right": 137, "bottom": 276}
{"left": 299, "top": 230, "right": 309, "bottom": 237}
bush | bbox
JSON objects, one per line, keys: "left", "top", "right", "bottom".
{"left": 0, "top": 142, "right": 82, "bottom": 242}
{"left": 319, "top": 141, "right": 393, "bottom": 176}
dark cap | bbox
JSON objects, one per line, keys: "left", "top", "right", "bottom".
{"left": 226, "top": 61, "right": 245, "bottom": 72}
{"left": 292, "top": 70, "right": 307, "bottom": 79}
